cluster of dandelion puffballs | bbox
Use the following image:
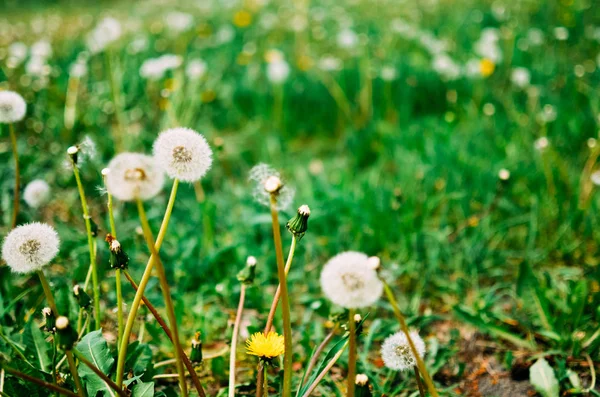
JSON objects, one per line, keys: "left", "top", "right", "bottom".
{"left": 105, "top": 127, "right": 213, "bottom": 201}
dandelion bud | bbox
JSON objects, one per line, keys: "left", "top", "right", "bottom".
{"left": 367, "top": 256, "right": 380, "bottom": 271}
{"left": 353, "top": 313, "right": 362, "bottom": 323}
{"left": 286, "top": 205, "right": 310, "bottom": 240}
{"left": 2, "top": 223, "right": 60, "bottom": 274}
{"left": 42, "top": 307, "right": 56, "bottom": 333}
{"left": 190, "top": 332, "right": 203, "bottom": 364}
{"left": 67, "top": 145, "right": 79, "bottom": 165}
{"left": 381, "top": 330, "right": 426, "bottom": 371}
{"left": 264, "top": 175, "right": 282, "bottom": 193}
{"left": 0, "top": 91, "right": 27, "bottom": 123}
{"left": 237, "top": 256, "right": 257, "bottom": 285}
{"left": 73, "top": 285, "right": 92, "bottom": 309}
{"left": 249, "top": 164, "right": 295, "bottom": 210}
{"left": 55, "top": 316, "right": 77, "bottom": 350}
{"left": 105, "top": 234, "right": 129, "bottom": 270}
{"left": 355, "top": 374, "right": 372, "bottom": 397}
{"left": 86, "top": 216, "right": 99, "bottom": 237}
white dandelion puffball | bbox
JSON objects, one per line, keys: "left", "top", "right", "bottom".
{"left": 511, "top": 67, "right": 531, "bottom": 89}
{"left": 320, "top": 251, "right": 383, "bottom": 309}
{"left": 381, "top": 330, "right": 426, "bottom": 371}
{"left": 186, "top": 59, "right": 207, "bottom": 80}
{"left": 267, "top": 59, "right": 290, "bottom": 84}
{"left": 153, "top": 127, "right": 213, "bottom": 182}
{"left": 248, "top": 163, "right": 295, "bottom": 210}
{"left": 0, "top": 91, "right": 27, "bottom": 123}
{"left": 591, "top": 170, "right": 600, "bottom": 186}
{"left": 2, "top": 223, "right": 60, "bottom": 274}
{"left": 24, "top": 180, "right": 51, "bottom": 208}
{"left": 105, "top": 153, "right": 165, "bottom": 201}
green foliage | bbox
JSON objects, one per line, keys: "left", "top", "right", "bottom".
{"left": 75, "top": 330, "right": 115, "bottom": 396}
{"left": 530, "top": 358, "right": 559, "bottom": 397}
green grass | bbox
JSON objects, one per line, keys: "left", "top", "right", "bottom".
{"left": 0, "top": 0, "right": 599, "bottom": 396}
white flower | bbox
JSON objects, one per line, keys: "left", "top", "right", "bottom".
{"left": 24, "top": 180, "right": 51, "bottom": 208}
{"left": 2, "top": 223, "right": 60, "bottom": 274}
{"left": 140, "top": 54, "right": 182, "bottom": 80}
{"left": 380, "top": 66, "right": 397, "bottom": 81}
{"left": 554, "top": 27, "right": 569, "bottom": 41}
{"left": 7, "top": 42, "right": 28, "bottom": 67}
{"left": 105, "top": 153, "right": 165, "bottom": 201}
{"left": 153, "top": 127, "right": 213, "bottom": 182}
{"left": 70, "top": 59, "right": 88, "bottom": 78}
{"left": 337, "top": 29, "right": 359, "bottom": 49}
{"left": 248, "top": 164, "right": 295, "bottom": 210}
{"left": 527, "top": 28, "right": 545, "bottom": 46}
{"left": 381, "top": 330, "right": 426, "bottom": 371}
{"left": 319, "top": 251, "right": 383, "bottom": 309}
{"left": 31, "top": 40, "right": 52, "bottom": 59}
{"left": 186, "top": 59, "right": 207, "bottom": 80}
{"left": 318, "top": 56, "right": 343, "bottom": 72}
{"left": 267, "top": 59, "right": 290, "bottom": 84}
{"left": 591, "top": 170, "right": 600, "bottom": 186}
{"left": 165, "top": 11, "right": 194, "bottom": 33}
{"left": 474, "top": 29, "right": 503, "bottom": 63}
{"left": 25, "top": 57, "right": 49, "bottom": 77}
{"left": 534, "top": 136, "right": 550, "bottom": 151}
{"left": 511, "top": 67, "right": 531, "bottom": 88}
{"left": 87, "top": 17, "right": 122, "bottom": 54}
{"left": 432, "top": 54, "right": 461, "bottom": 80}
{"left": 0, "top": 91, "right": 27, "bottom": 123}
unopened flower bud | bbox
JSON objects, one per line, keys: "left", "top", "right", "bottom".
{"left": 73, "top": 285, "right": 92, "bottom": 309}
{"left": 237, "top": 256, "right": 257, "bottom": 285}
{"left": 355, "top": 374, "right": 372, "bottom": 397}
{"left": 264, "top": 175, "right": 282, "bottom": 193}
{"left": 190, "top": 332, "right": 203, "bottom": 364}
{"left": 367, "top": 256, "right": 380, "bottom": 271}
{"left": 67, "top": 146, "right": 79, "bottom": 164}
{"left": 105, "top": 234, "right": 129, "bottom": 269}
{"left": 286, "top": 205, "right": 310, "bottom": 240}
{"left": 498, "top": 168, "right": 510, "bottom": 184}
{"left": 42, "top": 307, "right": 55, "bottom": 333}
{"left": 55, "top": 316, "right": 77, "bottom": 350}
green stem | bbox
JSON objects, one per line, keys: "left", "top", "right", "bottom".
{"left": 115, "top": 180, "right": 179, "bottom": 388}
{"left": 65, "top": 352, "right": 85, "bottom": 397}
{"left": 263, "top": 364, "right": 268, "bottom": 397}
{"left": 104, "top": 182, "right": 123, "bottom": 349}
{"left": 71, "top": 160, "right": 100, "bottom": 330}
{"left": 268, "top": 194, "right": 292, "bottom": 397}
{"left": 382, "top": 281, "right": 438, "bottom": 397}
{"left": 300, "top": 341, "right": 348, "bottom": 397}
{"left": 71, "top": 349, "right": 126, "bottom": 397}
{"left": 136, "top": 198, "right": 188, "bottom": 396}
{"left": 8, "top": 123, "right": 19, "bottom": 229}
{"left": 347, "top": 309, "right": 356, "bottom": 397}
{"left": 2, "top": 366, "right": 79, "bottom": 397}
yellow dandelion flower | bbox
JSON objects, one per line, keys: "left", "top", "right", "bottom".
{"left": 480, "top": 59, "right": 495, "bottom": 77}
{"left": 246, "top": 332, "right": 285, "bottom": 359}
{"left": 233, "top": 10, "right": 252, "bottom": 28}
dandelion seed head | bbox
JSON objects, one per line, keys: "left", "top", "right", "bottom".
{"left": 140, "top": 54, "right": 182, "bottom": 80}
{"left": 534, "top": 137, "right": 549, "bottom": 151}
{"left": 267, "top": 59, "right": 290, "bottom": 84}
{"left": 2, "top": 223, "right": 60, "bottom": 274}
{"left": 105, "top": 153, "right": 165, "bottom": 201}
{"left": 511, "top": 67, "right": 531, "bottom": 89}
{"left": 0, "top": 91, "right": 27, "bottom": 123}
{"left": 42, "top": 307, "right": 52, "bottom": 316}
{"left": 246, "top": 256, "right": 257, "bottom": 266}
{"left": 186, "top": 59, "right": 207, "bottom": 80}
{"left": 249, "top": 164, "right": 295, "bottom": 210}
{"left": 153, "top": 127, "right": 213, "bottom": 182}
{"left": 55, "top": 316, "right": 69, "bottom": 330}
{"left": 320, "top": 251, "right": 383, "bottom": 308}
{"left": 381, "top": 330, "right": 426, "bottom": 371}
{"left": 23, "top": 179, "right": 51, "bottom": 208}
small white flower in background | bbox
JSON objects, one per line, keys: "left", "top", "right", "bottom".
{"left": 420, "top": 33, "right": 448, "bottom": 55}
{"left": 390, "top": 18, "right": 417, "bottom": 39}
{"left": 7, "top": 42, "right": 28, "bottom": 67}
{"left": 165, "top": 11, "right": 194, "bottom": 33}
{"left": 381, "top": 330, "right": 426, "bottom": 371}
{"left": 587, "top": 138, "right": 597, "bottom": 149}
{"left": 31, "top": 40, "right": 53, "bottom": 59}
{"left": 289, "top": 15, "right": 308, "bottom": 32}
{"left": 87, "top": 17, "right": 122, "bottom": 54}
{"left": 498, "top": 169, "right": 510, "bottom": 181}
{"left": 432, "top": 54, "right": 461, "bottom": 80}
{"left": 24, "top": 180, "right": 51, "bottom": 208}
{"left": 140, "top": 54, "right": 182, "bottom": 80}
{"left": 186, "top": 59, "right": 207, "bottom": 80}
{"left": 474, "top": 28, "right": 503, "bottom": 63}
{"left": 25, "top": 56, "right": 50, "bottom": 78}
{"left": 537, "top": 104, "right": 557, "bottom": 124}
{"left": 267, "top": 59, "right": 290, "bottom": 84}
{"left": 554, "top": 27, "right": 569, "bottom": 41}
{"left": 128, "top": 36, "right": 148, "bottom": 54}
{"left": 380, "top": 66, "right": 397, "bottom": 81}
{"left": 215, "top": 25, "right": 235, "bottom": 44}
{"left": 511, "top": 67, "right": 531, "bottom": 89}
{"left": 337, "top": 28, "right": 359, "bottom": 49}
{"left": 465, "top": 59, "right": 482, "bottom": 78}
{"left": 320, "top": 251, "right": 383, "bottom": 309}
{"left": 2, "top": 222, "right": 60, "bottom": 274}
{"left": 248, "top": 163, "right": 295, "bottom": 210}
{"left": 527, "top": 28, "right": 545, "bottom": 46}
{"left": 534, "top": 136, "right": 550, "bottom": 151}
{"left": 591, "top": 170, "right": 600, "bottom": 186}
{"left": 105, "top": 153, "right": 165, "bottom": 201}
{"left": 318, "top": 56, "right": 343, "bottom": 72}
{"left": 70, "top": 57, "right": 88, "bottom": 78}
{"left": 0, "top": 91, "right": 27, "bottom": 123}
{"left": 153, "top": 127, "right": 213, "bottom": 182}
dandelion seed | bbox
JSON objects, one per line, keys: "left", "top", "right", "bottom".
{"left": 381, "top": 330, "right": 426, "bottom": 371}
{"left": 2, "top": 223, "right": 60, "bottom": 274}
{"left": 248, "top": 164, "right": 295, "bottom": 210}
{"left": 0, "top": 91, "right": 27, "bottom": 123}
{"left": 320, "top": 251, "right": 383, "bottom": 309}
{"left": 105, "top": 153, "right": 165, "bottom": 201}
{"left": 246, "top": 332, "right": 285, "bottom": 360}
{"left": 153, "top": 127, "right": 213, "bottom": 182}
{"left": 23, "top": 179, "right": 51, "bottom": 208}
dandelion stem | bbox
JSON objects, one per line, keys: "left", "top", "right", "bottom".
{"left": 264, "top": 235, "right": 297, "bottom": 333}
{"left": 1, "top": 366, "right": 79, "bottom": 397}
{"left": 8, "top": 123, "right": 19, "bottom": 229}
{"left": 115, "top": 179, "right": 179, "bottom": 388}
{"left": 71, "top": 349, "right": 126, "bottom": 397}
{"left": 37, "top": 270, "right": 86, "bottom": 397}
{"left": 300, "top": 341, "right": 349, "bottom": 397}
{"left": 268, "top": 194, "right": 293, "bottom": 397}
{"left": 382, "top": 281, "right": 438, "bottom": 397}
{"left": 70, "top": 159, "right": 100, "bottom": 330}
{"left": 263, "top": 364, "right": 268, "bottom": 397}
{"left": 229, "top": 284, "right": 247, "bottom": 397}
{"left": 302, "top": 325, "right": 338, "bottom": 386}
{"left": 347, "top": 309, "right": 357, "bottom": 397}
{"left": 122, "top": 270, "right": 206, "bottom": 397}
{"left": 414, "top": 367, "right": 426, "bottom": 397}
{"left": 135, "top": 198, "right": 188, "bottom": 396}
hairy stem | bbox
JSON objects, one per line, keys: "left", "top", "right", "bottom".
{"left": 115, "top": 180, "right": 179, "bottom": 388}
{"left": 229, "top": 284, "right": 247, "bottom": 397}
{"left": 8, "top": 123, "right": 19, "bottom": 229}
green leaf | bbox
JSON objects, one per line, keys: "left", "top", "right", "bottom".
{"left": 529, "top": 358, "right": 559, "bottom": 397}
{"left": 131, "top": 381, "right": 154, "bottom": 397}
{"left": 125, "top": 341, "right": 153, "bottom": 376}
{"left": 75, "top": 330, "right": 115, "bottom": 396}
{"left": 23, "top": 319, "right": 51, "bottom": 372}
